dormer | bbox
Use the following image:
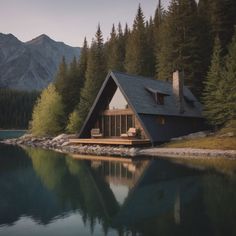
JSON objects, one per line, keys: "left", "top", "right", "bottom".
{"left": 145, "top": 87, "right": 169, "bottom": 105}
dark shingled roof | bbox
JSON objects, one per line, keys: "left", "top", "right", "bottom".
{"left": 112, "top": 71, "right": 202, "bottom": 118}
{"left": 78, "top": 71, "right": 204, "bottom": 143}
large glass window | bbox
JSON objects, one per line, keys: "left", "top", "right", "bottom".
{"left": 127, "top": 115, "right": 134, "bottom": 129}
{"left": 121, "top": 115, "right": 127, "bottom": 134}
{"left": 109, "top": 88, "right": 128, "bottom": 110}
{"left": 116, "top": 115, "right": 121, "bottom": 136}
{"left": 111, "top": 116, "right": 116, "bottom": 136}
{"left": 101, "top": 114, "right": 134, "bottom": 137}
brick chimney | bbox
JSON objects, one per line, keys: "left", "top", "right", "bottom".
{"left": 172, "top": 70, "right": 184, "bottom": 113}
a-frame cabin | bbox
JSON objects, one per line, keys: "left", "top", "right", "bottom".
{"left": 74, "top": 71, "right": 205, "bottom": 146}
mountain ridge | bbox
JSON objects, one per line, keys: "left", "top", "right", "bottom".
{"left": 0, "top": 33, "right": 80, "bottom": 91}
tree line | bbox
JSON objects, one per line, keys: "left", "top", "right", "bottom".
{"left": 31, "top": 0, "right": 236, "bottom": 136}
{"left": 0, "top": 89, "right": 39, "bottom": 129}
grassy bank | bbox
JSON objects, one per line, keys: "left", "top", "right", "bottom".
{"left": 163, "top": 136, "right": 236, "bottom": 150}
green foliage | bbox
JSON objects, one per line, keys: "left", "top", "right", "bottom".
{"left": 222, "top": 32, "right": 236, "bottom": 120}
{"left": 203, "top": 37, "right": 224, "bottom": 126}
{"left": 0, "top": 89, "right": 39, "bottom": 129}
{"left": 54, "top": 56, "right": 68, "bottom": 94}
{"left": 54, "top": 56, "right": 82, "bottom": 116}
{"left": 125, "top": 5, "right": 148, "bottom": 76}
{"left": 203, "top": 33, "right": 236, "bottom": 127}
{"left": 157, "top": 0, "right": 206, "bottom": 95}
{"left": 78, "top": 37, "right": 89, "bottom": 86}
{"left": 199, "top": 0, "right": 236, "bottom": 53}
{"left": 76, "top": 25, "right": 107, "bottom": 130}
{"left": 66, "top": 110, "right": 80, "bottom": 133}
{"left": 145, "top": 17, "right": 156, "bottom": 76}
{"left": 25, "top": 2, "right": 236, "bottom": 134}
{"left": 31, "top": 84, "right": 65, "bottom": 136}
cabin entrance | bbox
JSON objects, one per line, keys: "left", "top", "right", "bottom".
{"left": 96, "top": 114, "right": 135, "bottom": 138}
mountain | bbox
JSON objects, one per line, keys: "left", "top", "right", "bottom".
{"left": 0, "top": 33, "right": 80, "bottom": 91}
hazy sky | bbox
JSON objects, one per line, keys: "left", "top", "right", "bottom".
{"left": 0, "top": 0, "right": 170, "bottom": 47}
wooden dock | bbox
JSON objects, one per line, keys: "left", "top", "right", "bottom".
{"left": 69, "top": 138, "right": 151, "bottom": 146}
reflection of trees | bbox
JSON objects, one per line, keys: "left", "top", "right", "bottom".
{"left": 203, "top": 174, "right": 236, "bottom": 236}
{"left": 111, "top": 160, "right": 210, "bottom": 236}
{"left": 27, "top": 148, "right": 120, "bottom": 234}
{"left": 2, "top": 145, "right": 236, "bottom": 236}
{"left": 0, "top": 146, "right": 63, "bottom": 226}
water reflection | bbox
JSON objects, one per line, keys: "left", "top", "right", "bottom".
{"left": 0, "top": 144, "right": 236, "bottom": 236}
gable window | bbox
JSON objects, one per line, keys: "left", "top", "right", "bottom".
{"left": 108, "top": 87, "right": 128, "bottom": 110}
{"left": 145, "top": 87, "right": 169, "bottom": 105}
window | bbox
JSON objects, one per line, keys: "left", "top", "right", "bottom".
{"left": 108, "top": 87, "right": 128, "bottom": 110}
{"left": 121, "top": 115, "right": 127, "bottom": 133}
{"left": 127, "top": 115, "right": 134, "bottom": 129}
{"left": 156, "top": 93, "right": 164, "bottom": 105}
{"left": 145, "top": 87, "right": 169, "bottom": 105}
{"left": 101, "top": 114, "right": 134, "bottom": 137}
{"left": 156, "top": 116, "right": 165, "bottom": 125}
{"left": 116, "top": 115, "right": 121, "bottom": 136}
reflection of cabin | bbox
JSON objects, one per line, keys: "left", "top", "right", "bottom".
{"left": 75, "top": 71, "right": 204, "bottom": 145}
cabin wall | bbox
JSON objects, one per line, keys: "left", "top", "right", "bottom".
{"left": 94, "top": 109, "right": 148, "bottom": 139}
{"left": 139, "top": 114, "right": 206, "bottom": 143}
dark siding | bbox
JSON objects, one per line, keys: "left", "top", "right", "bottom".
{"left": 139, "top": 114, "right": 206, "bottom": 143}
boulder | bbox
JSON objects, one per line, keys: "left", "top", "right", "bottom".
{"left": 52, "top": 134, "right": 68, "bottom": 142}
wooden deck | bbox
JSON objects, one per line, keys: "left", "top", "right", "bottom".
{"left": 69, "top": 138, "right": 151, "bottom": 146}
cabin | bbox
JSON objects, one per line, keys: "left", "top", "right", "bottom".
{"left": 74, "top": 71, "right": 205, "bottom": 146}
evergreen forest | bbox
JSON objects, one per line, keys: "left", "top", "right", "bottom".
{"left": 4, "top": 0, "right": 236, "bottom": 134}
{"left": 0, "top": 89, "right": 39, "bottom": 129}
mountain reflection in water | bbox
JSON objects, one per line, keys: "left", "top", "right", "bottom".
{"left": 0, "top": 144, "right": 236, "bottom": 236}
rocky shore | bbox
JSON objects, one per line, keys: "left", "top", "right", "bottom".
{"left": 1, "top": 133, "right": 140, "bottom": 157}
{"left": 1, "top": 132, "right": 236, "bottom": 159}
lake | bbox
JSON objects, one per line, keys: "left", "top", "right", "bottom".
{"left": 0, "top": 134, "right": 236, "bottom": 235}
{"left": 0, "top": 130, "right": 26, "bottom": 140}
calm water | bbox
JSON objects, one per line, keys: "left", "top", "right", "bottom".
{"left": 0, "top": 130, "right": 26, "bottom": 140}
{"left": 0, "top": 137, "right": 236, "bottom": 235}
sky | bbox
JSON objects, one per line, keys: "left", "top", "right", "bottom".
{"left": 0, "top": 0, "right": 170, "bottom": 47}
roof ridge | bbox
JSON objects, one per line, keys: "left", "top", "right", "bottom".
{"left": 111, "top": 70, "right": 173, "bottom": 85}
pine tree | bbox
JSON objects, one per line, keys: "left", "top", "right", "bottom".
{"left": 106, "top": 24, "right": 120, "bottom": 71}
{"left": 222, "top": 31, "right": 236, "bottom": 122}
{"left": 156, "top": 0, "right": 204, "bottom": 95}
{"left": 78, "top": 37, "right": 89, "bottom": 84}
{"left": 203, "top": 33, "right": 236, "bottom": 127}
{"left": 54, "top": 56, "right": 68, "bottom": 94}
{"left": 202, "top": 37, "right": 224, "bottom": 126}
{"left": 115, "top": 23, "right": 126, "bottom": 71}
{"left": 199, "top": 0, "right": 236, "bottom": 53}
{"left": 66, "top": 110, "right": 80, "bottom": 133}
{"left": 145, "top": 17, "right": 156, "bottom": 76}
{"left": 125, "top": 5, "right": 148, "bottom": 76}
{"left": 31, "top": 84, "right": 65, "bottom": 136}
{"left": 154, "top": 0, "right": 164, "bottom": 79}
{"left": 62, "top": 57, "right": 81, "bottom": 115}
{"left": 77, "top": 25, "right": 106, "bottom": 130}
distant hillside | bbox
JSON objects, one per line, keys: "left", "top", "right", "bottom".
{"left": 0, "top": 33, "right": 80, "bottom": 91}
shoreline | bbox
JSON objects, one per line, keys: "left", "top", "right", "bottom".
{"left": 1, "top": 133, "right": 236, "bottom": 159}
